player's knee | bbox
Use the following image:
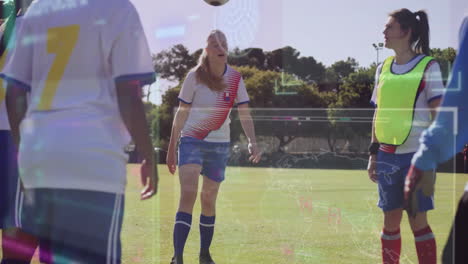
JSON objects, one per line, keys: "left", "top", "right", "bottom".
{"left": 200, "top": 190, "right": 217, "bottom": 208}
{"left": 383, "top": 210, "right": 403, "bottom": 230}
{"left": 180, "top": 187, "right": 198, "bottom": 206}
{"left": 180, "top": 182, "right": 198, "bottom": 193}
{"left": 180, "top": 188, "right": 197, "bottom": 199}
{"left": 383, "top": 223, "right": 400, "bottom": 231}
{"left": 408, "top": 211, "right": 428, "bottom": 231}
{"left": 408, "top": 214, "right": 428, "bottom": 232}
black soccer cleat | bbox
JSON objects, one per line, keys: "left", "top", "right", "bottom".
{"left": 171, "top": 255, "right": 183, "bottom": 264}
{"left": 199, "top": 252, "right": 216, "bottom": 264}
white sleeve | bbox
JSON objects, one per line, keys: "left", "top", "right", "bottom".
{"left": 178, "top": 71, "right": 196, "bottom": 104}
{"left": 236, "top": 77, "right": 249, "bottom": 105}
{"left": 0, "top": 18, "right": 32, "bottom": 91}
{"left": 109, "top": 2, "right": 155, "bottom": 85}
{"left": 370, "top": 63, "right": 382, "bottom": 107}
{"left": 423, "top": 62, "right": 444, "bottom": 103}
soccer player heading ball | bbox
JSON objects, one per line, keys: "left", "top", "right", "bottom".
{"left": 367, "top": 8, "right": 444, "bottom": 264}
{"left": 1, "top": 0, "right": 158, "bottom": 262}
{"left": 166, "top": 30, "right": 261, "bottom": 264}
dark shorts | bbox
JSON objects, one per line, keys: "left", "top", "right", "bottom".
{"left": 442, "top": 191, "right": 468, "bottom": 264}
{"left": 376, "top": 151, "right": 435, "bottom": 212}
{"left": 178, "top": 137, "right": 230, "bottom": 182}
{"left": 0, "top": 130, "right": 23, "bottom": 229}
{"left": 21, "top": 188, "right": 124, "bottom": 264}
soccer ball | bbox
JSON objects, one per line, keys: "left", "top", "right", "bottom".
{"left": 204, "top": 0, "right": 229, "bottom": 6}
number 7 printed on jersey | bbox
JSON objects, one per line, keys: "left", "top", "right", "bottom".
{"left": 38, "top": 25, "right": 79, "bottom": 111}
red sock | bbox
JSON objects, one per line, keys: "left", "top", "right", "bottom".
{"left": 2, "top": 228, "right": 38, "bottom": 261}
{"left": 381, "top": 228, "right": 401, "bottom": 264}
{"left": 413, "top": 226, "right": 436, "bottom": 264}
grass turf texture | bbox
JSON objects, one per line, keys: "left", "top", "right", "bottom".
{"left": 1, "top": 165, "right": 466, "bottom": 263}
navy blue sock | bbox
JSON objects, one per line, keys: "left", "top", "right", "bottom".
{"left": 173, "top": 212, "right": 192, "bottom": 257}
{"left": 199, "top": 215, "right": 216, "bottom": 254}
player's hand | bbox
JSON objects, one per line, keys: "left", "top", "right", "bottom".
{"left": 367, "top": 155, "right": 378, "bottom": 183}
{"left": 248, "top": 142, "right": 261, "bottom": 163}
{"left": 404, "top": 165, "right": 435, "bottom": 218}
{"left": 166, "top": 147, "right": 177, "bottom": 175}
{"left": 140, "top": 159, "right": 158, "bottom": 200}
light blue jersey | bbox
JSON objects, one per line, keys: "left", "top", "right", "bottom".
{"left": 412, "top": 17, "right": 468, "bottom": 172}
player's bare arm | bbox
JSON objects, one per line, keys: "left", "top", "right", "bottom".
{"left": 238, "top": 103, "right": 261, "bottom": 163}
{"left": 367, "top": 109, "right": 378, "bottom": 183}
{"left": 167, "top": 101, "right": 191, "bottom": 175}
{"left": 5, "top": 83, "right": 27, "bottom": 146}
{"left": 116, "top": 80, "right": 157, "bottom": 200}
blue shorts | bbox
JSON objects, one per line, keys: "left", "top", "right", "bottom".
{"left": 178, "top": 137, "right": 230, "bottom": 182}
{"left": 21, "top": 188, "right": 124, "bottom": 264}
{"left": 376, "top": 151, "right": 435, "bottom": 212}
{"left": 0, "top": 130, "right": 23, "bottom": 229}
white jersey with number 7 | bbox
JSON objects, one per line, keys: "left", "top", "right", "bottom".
{"left": 0, "top": 0, "right": 155, "bottom": 194}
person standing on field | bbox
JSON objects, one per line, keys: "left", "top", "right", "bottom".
{"left": 2, "top": 0, "right": 158, "bottom": 262}
{"left": 367, "top": 8, "right": 444, "bottom": 264}
{"left": 166, "top": 30, "right": 261, "bottom": 264}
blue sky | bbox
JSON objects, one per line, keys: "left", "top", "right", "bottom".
{"left": 130, "top": 0, "right": 467, "bottom": 104}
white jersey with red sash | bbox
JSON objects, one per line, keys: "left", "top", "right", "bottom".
{"left": 178, "top": 65, "right": 249, "bottom": 142}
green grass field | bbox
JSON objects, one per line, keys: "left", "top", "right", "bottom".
{"left": 1, "top": 165, "right": 467, "bottom": 263}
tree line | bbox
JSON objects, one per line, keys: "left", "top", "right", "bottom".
{"left": 146, "top": 45, "right": 456, "bottom": 156}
